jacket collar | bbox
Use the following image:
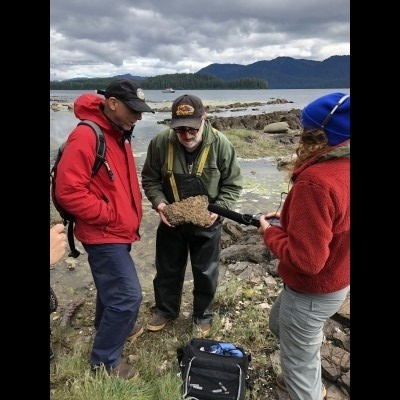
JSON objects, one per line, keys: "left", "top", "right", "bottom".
{"left": 292, "top": 140, "right": 350, "bottom": 181}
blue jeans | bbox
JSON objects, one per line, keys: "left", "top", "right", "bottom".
{"left": 83, "top": 243, "right": 142, "bottom": 369}
{"left": 269, "top": 284, "right": 349, "bottom": 400}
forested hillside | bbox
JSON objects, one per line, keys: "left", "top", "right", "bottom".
{"left": 198, "top": 56, "right": 349, "bottom": 89}
{"left": 50, "top": 55, "right": 349, "bottom": 90}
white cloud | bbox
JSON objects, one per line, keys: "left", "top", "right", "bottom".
{"left": 50, "top": 0, "right": 350, "bottom": 81}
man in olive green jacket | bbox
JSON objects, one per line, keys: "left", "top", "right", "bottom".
{"left": 141, "top": 94, "right": 243, "bottom": 336}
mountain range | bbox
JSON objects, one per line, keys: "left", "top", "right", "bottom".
{"left": 197, "top": 56, "right": 349, "bottom": 89}
{"left": 50, "top": 55, "right": 349, "bottom": 90}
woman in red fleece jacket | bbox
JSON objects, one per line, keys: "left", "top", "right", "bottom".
{"left": 257, "top": 92, "right": 350, "bottom": 400}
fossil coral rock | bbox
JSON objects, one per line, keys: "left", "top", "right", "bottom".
{"left": 163, "top": 195, "right": 212, "bottom": 227}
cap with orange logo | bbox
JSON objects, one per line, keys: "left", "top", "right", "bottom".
{"left": 170, "top": 94, "right": 205, "bottom": 129}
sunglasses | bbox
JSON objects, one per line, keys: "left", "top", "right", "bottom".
{"left": 173, "top": 128, "right": 199, "bottom": 135}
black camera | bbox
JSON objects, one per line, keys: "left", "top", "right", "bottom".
{"left": 251, "top": 214, "right": 281, "bottom": 227}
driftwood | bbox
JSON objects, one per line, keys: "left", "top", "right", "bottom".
{"left": 60, "top": 298, "right": 85, "bottom": 327}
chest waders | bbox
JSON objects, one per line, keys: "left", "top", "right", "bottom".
{"left": 167, "top": 140, "right": 211, "bottom": 202}
{"left": 153, "top": 138, "right": 221, "bottom": 324}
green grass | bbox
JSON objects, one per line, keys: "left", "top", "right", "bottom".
{"left": 223, "top": 129, "right": 296, "bottom": 159}
{"left": 50, "top": 126, "right": 289, "bottom": 399}
{"left": 50, "top": 277, "right": 283, "bottom": 400}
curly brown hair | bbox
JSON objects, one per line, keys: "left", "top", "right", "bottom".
{"left": 289, "top": 128, "right": 329, "bottom": 176}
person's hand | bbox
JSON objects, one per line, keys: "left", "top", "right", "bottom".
{"left": 156, "top": 202, "right": 173, "bottom": 227}
{"left": 265, "top": 211, "right": 280, "bottom": 219}
{"left": 257, "top": 214, "right": 272, "bottom": 234}
{"left": 50, "top": 223, "right": 67, "bottom": 266}
{"left": 205, "top": 212, "right": 219, "bottom": 227}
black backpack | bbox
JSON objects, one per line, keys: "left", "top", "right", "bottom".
{"left": 177, "top": 338, "right": 251, "bottom": 400}
{"left": 50, "top": 120, "right": 114, "bottom": 258}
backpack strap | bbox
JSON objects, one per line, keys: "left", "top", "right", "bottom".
{"left": 78, "top": 120, "right": 114, "bottom": 181}
{"left": 67, "top": 221, "right": 81, "bottom": 258}
{"left": 57, "top": 121, "right": 113, "bottom": 259}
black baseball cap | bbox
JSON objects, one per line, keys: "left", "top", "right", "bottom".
{"left": 97, "top": 78, "right": 154, "bottom": 113}
{"left": 170, "top": 94, "right": 205, "bottom": 129}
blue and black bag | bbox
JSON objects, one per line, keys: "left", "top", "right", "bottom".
{"left": 177, "top": 338, "right": 251, "bottom": 400}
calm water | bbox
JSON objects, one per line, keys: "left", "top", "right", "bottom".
{"left": 50, "top": 88, "right": 349, "bottom": 143}
{"left": 50, "top": 88, "right": 349, "bottom": 107}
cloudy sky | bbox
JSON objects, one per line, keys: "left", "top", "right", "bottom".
{"left": 50, "top": 0, "right": 350, "bottom": 82}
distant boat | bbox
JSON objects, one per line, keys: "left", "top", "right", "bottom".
{"left": 162, "top": 88, "right": 175, "bottom": 93}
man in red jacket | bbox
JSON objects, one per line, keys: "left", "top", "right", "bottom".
{"left": 54, "top": 78, "right": 154, "bottom": 379}
{"left": 257, "top": 92, "right": 350, "bottom": 400}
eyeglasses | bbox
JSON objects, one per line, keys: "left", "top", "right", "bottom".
{"left": 173, "top": 127, "right": 199, "bottom": 135}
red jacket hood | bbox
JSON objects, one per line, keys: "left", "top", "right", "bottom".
{"left": 74, "top": 94, "right": 114, "bottom": 132}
